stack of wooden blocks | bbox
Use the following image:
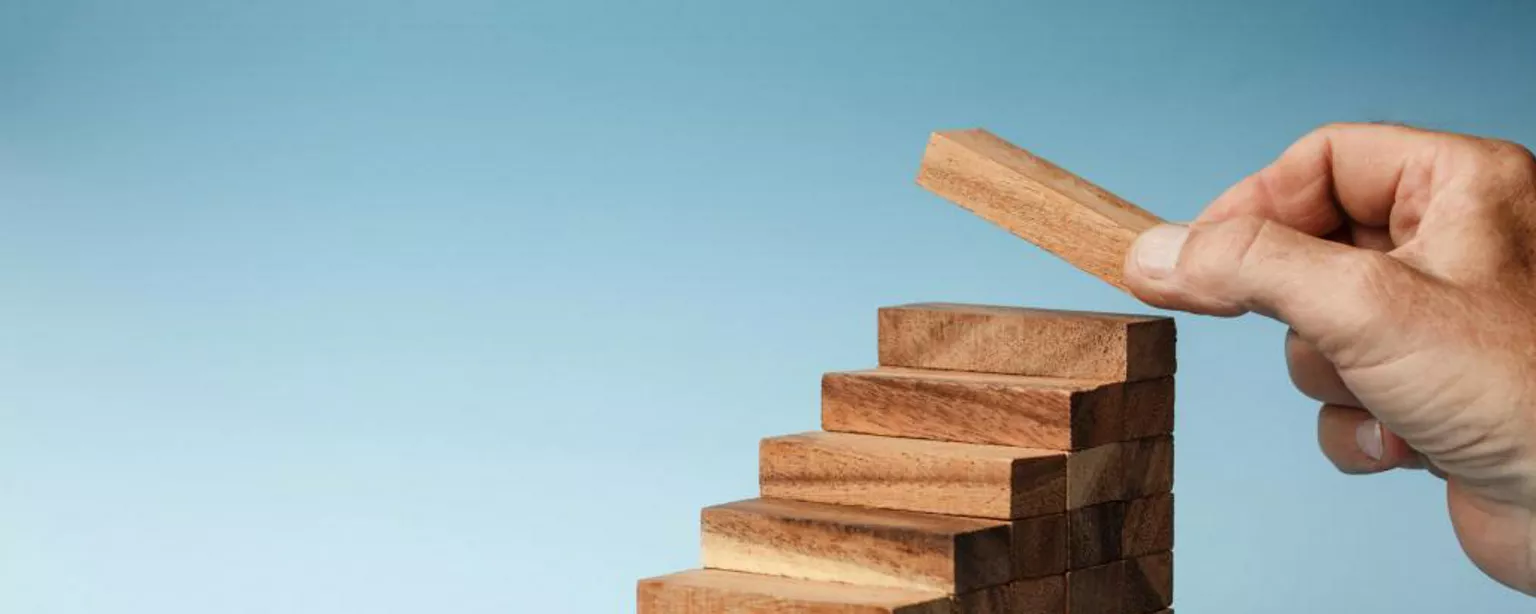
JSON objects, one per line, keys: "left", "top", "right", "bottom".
{"left": 638, "top": 302, "right": 1176, "bottom": 613}
{"left": 639, "top": 128, "right": 1179, "bottom": 612}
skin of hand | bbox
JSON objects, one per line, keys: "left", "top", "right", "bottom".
{"left": 1121, "top": 123, "right": 1536, "bottom": 595}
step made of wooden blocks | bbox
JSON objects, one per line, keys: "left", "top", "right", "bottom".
{"left": 916, "top": 129, "right": 1163, "bottom": 292}
{"left": 1067, "top": 493, "right": 1174, "bottom": 569}
{"left": 821, "top": 367, "right": 1173, "bottom": 450}
{"left": 637, "top": 569, "right": 952, "bottom": 614}
{"left": 638, "top": 570, "right": 1066, "bottom": 614}
{"left": 759, "top": 431, "right": 1066, "bottom": 519}
{"left": 878, "top": 303, "right": 1175, "bottom": 381}
{"left": 701, "top": 498, "right": 1014, "bottom": 594}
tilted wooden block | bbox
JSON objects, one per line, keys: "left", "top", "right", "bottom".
{"left": 1125, "top": 552, "right": 1174, "bottom": 613}
{"left": 1123, "top": 493, "right": 1174, "bottom": 558}
{"left": 701, "top": 498, "right": 1013, "bottom": 594}
{"left": 758, "top": 431, "right": 1067, "bottom": 519}
{"left": 1066, "top": 493, "right": 1175, "bottom": 569}
{"left": 820, "top": 368, "right": 1129, "bottom": 450}
{"left": 636, "top": 569, "right": 952, "bottom": 614}
{"left": 916, "top": 128, "right": 1162, "bottom": 291}
{"left": 877, "top": 303, "right": 1176, "bottom": 381}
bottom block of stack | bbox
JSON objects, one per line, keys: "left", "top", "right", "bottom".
{"left": 637, "top": 568, "right": 1063, "bottom": 614}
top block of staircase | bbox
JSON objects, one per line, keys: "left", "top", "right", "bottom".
{"left": 878, "top": 303, "right": 1175, "bottom": 381}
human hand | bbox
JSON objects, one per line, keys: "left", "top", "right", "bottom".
{"left": 1121, "top": 123, "right": 1536, "bottom": 594}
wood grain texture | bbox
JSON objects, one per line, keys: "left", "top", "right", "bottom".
{"left": 1123, "top": 377, "right": 1175, "bottom": 441}
{"left": 637, "top": 569, "right": 952, "bottom": 614}
{"left": 759, "top": 431, "right": 1066, "bottom": 520}
{"left": 1125, "top": 552, "right": 1173, "bottom": 613}
{"left": 1010, "top": 513, "right": 1067, "bottom": 579}
{"left": 1123, "top": 436, "right": 1174, "bottom": 500}
{"left": 1065, "top": 441, "right": 1124, "bottom": 509}
{"left": 1065, "top": 560, "right": 1124, "bottom": 614}
{"left": 701, "top": 498, "right": 1013, "bottom": 594}
{"left": 1066, "top": 501, "right": 1125, "bottom": 570}
{"left": 1123, "top": 493, "right": 1174, "bottom": 558}
{"left": 916, "top": 128, "right": 1162, "bottom": 291}
{"left": 877, "top": 303, "right": 1176, "bottom": 381}
{"left": 820, "top": 367, "right": 1124, "bottom": 450}
{"left": 956, "top": 575, "right": 1064, "bottom": 614}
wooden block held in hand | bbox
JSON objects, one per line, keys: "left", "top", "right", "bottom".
{"left": 878, "top": 303, "right": 1176, "bottom": 381}
{"left": 759, "top": 431, "right": 1067, "bottom": 520}
{"left": 1123, "top": 493, "right": 1174, "bottom": 558}
{"left": 820, "top": 367, "right": 1125, "bottom": 450}
{"left": 637, "top": 569, "right": 952, "bottom": 614}
{"left": 957, "top": 575, "right": 1065, "bottom": 614}
{"left": 917, "top": 128, "right": 1162, "bottom": 291}
{"left": 1125, "top": 552, "right": 1174, "bottom": 613}
{"left": 701, "top": 498, "right": 1013, "bottom": 594}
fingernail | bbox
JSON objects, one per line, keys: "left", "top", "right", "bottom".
{"left": 1356, "top": 419, "right": 1384, "bottom": 461}
{"left": 1133, "top": 224, "right": 1190, "bottom": 280}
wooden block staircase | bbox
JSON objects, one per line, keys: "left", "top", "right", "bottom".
{"left": 638, "top": 303, "right": 1176, "bottom": 613}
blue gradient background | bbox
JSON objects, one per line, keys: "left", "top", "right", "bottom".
{"left": 2, "top": 1, "right": 1534, "bottom": 612}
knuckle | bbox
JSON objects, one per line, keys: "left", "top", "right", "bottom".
{"left": 1179, "top": 215, "right": 1268, "bottom": 288}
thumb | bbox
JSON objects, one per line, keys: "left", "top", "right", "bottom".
{"left": 1123, "top": 215, "right": 1422, "bottom": 359}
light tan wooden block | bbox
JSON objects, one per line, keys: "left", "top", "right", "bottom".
{"left": 820, "top": 368, "right": 1124, "bottom": 450}
{"left": 701, "top": 498, "right": 1013, "bottom": 594}
{"left": 1124, "top": 377, "right": 1175, "bottom": 440}
{"left": 1010, "top": 513, "right": 1067, "bottom": 579}
{"left": 956, "top": 575, "right": 1064, "bottom": 614}
{"left": 637, "top": 569, "right": 952, "bottom": 614}
{"left": 759, "top": 431, "right": 1066, "bottom": 520}
{"left": 877, "top": 303, "right": 1176, "bottom": 381}
{"left": 916, "top": 128, "right": 1161, "bottom": 291}
{"left": 1065, "top": 560, "right": 1124, "bottom": 614}
{"left": 1123, "top": 493, "right": 1174, "bottom": 558}
{"left": 1125, "top": 552, "right": 1173, "bottom": 613}
{"left": 1123, "top": 436, "right": 1174, "bottom": 499}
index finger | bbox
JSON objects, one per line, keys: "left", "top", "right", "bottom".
{"left": 1198, "top": 123, "right": 1447, "bottom": 237}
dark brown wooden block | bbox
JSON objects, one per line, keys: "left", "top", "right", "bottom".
{"left": 636, "top": 569, "right": 952, "bottom": 614}
{"left": 1124, "top": 377, "right": 1175, "bottom": 440}
{"left": 1066, "top": 560, "right": 1124, "bottom": 614}
{"left": 1125, "top": 552, "right": 1173, "bottom": 613}
{"left": 957, "top": 575, "right": 1065, "bottom": 614}
{"left": 820, "top": 367, "right": 1124, "bottom": 450}
{"left": 1066, "top": 501, "right": 1125, "bottom": 569}
{"left": 701, "top": 498, "right": 1013, "bottom": 594}
{"left": 1124, "top": 493, "right": 1174, "bottom": 558}
{"left": 916, "top": 129, "right": 1162, "bottom": 292}
{"left": 1065, "top": 440, "right": 1124, "bottom": 509}
{"left": 759, "top": 431, "right": 1067, "bottom": 519}
{"left": 1011, "top": 513, "right": 1067, "bottom": 579}
{"left": 1123, "top": 436, "right": 1174, "bottom": 499}
{"left": 877, "top": 303, "right": 1175, "bottom": 381}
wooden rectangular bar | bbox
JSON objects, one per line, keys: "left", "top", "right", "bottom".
{"left": 957, "top": 575, "right": 1065, "bottom": 614}
{"left": 701, "top": 498, "right": 1014, "bottom": 594}
{"left": 1124, "top": 377, "right": 1176, "bottom": 440}
{"left": 877, "top": 303, "right": 1176, "bottom": 381}
{"left": 916, "top": 128, "right": 1161, "bottom": 291}
{"left": 1124, "top": 493, "right": 1174, "bottom": 558}
{"left": 637, "top": 569, "right": 952, "bottom": 614}
{"left": 820, "top": 367, "right": 1125, "bottom": 450}
{"left": 1010, "top": 512, "right": 1067, "bottom": 579}
{"left": 1065, "top": 560, "right": 1124, "bottom": 614}
{"left": 759, "top": 431, "right": 1067, "bottom": 519}
{"left": 1123, "top": 436, "right": 1175, "bottom": 499}
{"left": 1125, "top": 552, "right": 1174, "bottom": 613}
{"left": 1067, "top": 493, "right": 1174, "bottom": 569}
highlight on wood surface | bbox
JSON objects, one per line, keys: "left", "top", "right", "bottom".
{"left": 917, "top": 128, "right": 1163, "bottom": 291}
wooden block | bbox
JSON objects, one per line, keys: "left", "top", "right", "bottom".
{"left": 759, "top": 431, "right": 1066, "bottom": 520}
{"left": 1065, "top": 560, "right": 1124, "bottom": 614}
{"left": 701, "top": 498, "right": 1013, "bottom": 594}
{"left": 636, "top": 569, "right": 952, "bottom": 614}
{"left": 957, "top": 575, "right": 1064, "bottom": 614}
{"left": 1124, "top": 377, "right": 1175, "bottom": 440}
{"left": 1123, "top": 493, "right": 1174, "bottom": 558}
{"left": 1066, "top": 501, "right": 1125, "bottom": 570}
{"left": 1011, "top": 513, "right": 1067, "bottom": 579}
{"left": 820, "top": 367, "right": 1124, "bottom": 450}
{"left": 1125, "top": 552, "right": 1174, "bottom": 613}
{"left": 877, "top": 303, "right": 1176, "bottom": 381}
{"left": 1065, "top": 441, "right": 1124, "bottom": 509}
{"left": 1123, "top": 436, "right": 1174, "bottom": 499}
{"left": 916, "top": 128, "right": 1162, "bottom": 291}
